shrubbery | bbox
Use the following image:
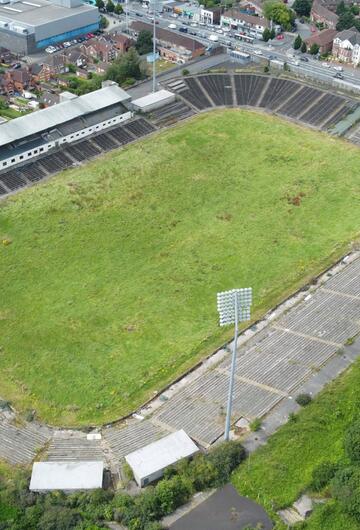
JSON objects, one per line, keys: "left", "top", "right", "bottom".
{"left": 0, "top": 441, "right": 245, "bottom": 530}
{"left": 344, "top": 418, "right": 360, "bottom": 462}
{"left": 295, "top": 393, "right": 312, "bottom": 407}
{"left": 310, "top": 461, "right": 339, "bottom": 492}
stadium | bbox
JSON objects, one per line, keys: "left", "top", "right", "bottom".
{"left": 0, "top": 71, "right": 359, "bottom": 469}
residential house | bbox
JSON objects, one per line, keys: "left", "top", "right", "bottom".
{"left": 131, "top": 21, "right": 205, "bottom": 62}
{"left": 81, "top": 37, "right": 118, "bottom": 63}
{"left": 40, "top": 91, "right": 60, "bottom": 107}
{"left": 310, "top": 0, "right": 339, "bottom": 29}
{"left": 43, "top": 54, "right": 68, "bottom": 75}
{"left": 304, "top": 28, "right": 337, "bottom": 53}
{"left": 0, "top": 48, "right": 14, "bottom": 65}
{"left": 110, "top": 33, "right": 133, "bottom": 54}
{"left": 200, "top": 6, "right": 222, "bottom": 25}
{"left": 30, "top": 63, "right": 53, "bottom": 84}
{"left": 9, "top": 68, "right": 31, "bottom": 92}
{"left": 239, "top": 0, "right": 263, "bottom": 16}
{"left": 221, "top": 9, "right": 270, "bottom": 38}
{"left": 64, "top": 47, "right": 88, "bottom": 69}
{"left": 0, "top": 74, "right": 14, "bottom": 96}
{"left": 332, "top": 27, "right": 360, "bottom": 65}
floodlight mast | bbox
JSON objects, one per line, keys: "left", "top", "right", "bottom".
{"left": 224, "top": 293, "right": 238, "bottom": 441}
{"left": 152, "top": 0, "right": 157, "bottom": 92}
{"left": 217, "top": 288, "right": 252, "bottom": 441}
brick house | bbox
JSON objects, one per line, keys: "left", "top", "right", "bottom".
{"left": 332, "top": 27, "right": 360, "bottom": 65}
{"left": 30, "top": 63, "right": 53, "bottom": 84}
{"left": 81, "top": 37, "right": 118, "bottom": 63}
{"left": 110, "top": 33, "right": 133, "bottom": 54}
{"left": 310, "top": 0, "right": 339, "bottom": 29}
{"left": 304, "top": 28, "right": 337, "bottom": 53}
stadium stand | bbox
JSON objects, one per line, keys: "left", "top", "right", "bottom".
{"left": 0, "top": 74, "right": 358, "bottom": 199}
{"left": 165, "top": 73, "right": 357, "bottom": 133}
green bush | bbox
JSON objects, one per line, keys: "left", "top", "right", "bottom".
{"left": 250, "top": 418, "right": 262, "bottom": 432}
{"left": 332, "top": 466, "right": 360, "bottom": 521}
{"left": 155, "top": 475, "right": 193, "bottom": 516}
{"left": 296, "top": 393, "right": 312, "bottom": 406}
{"left": 208, "top": 440, "right": 246, "bottom": 486}
{"left": 345, "top": 419, "right": 360, "bottom": 463}
{"left": 311, "top": 461, "right": 339, "bottom": 491}
{"left": 188, "top": 453, "right": 218, "bottom": 490}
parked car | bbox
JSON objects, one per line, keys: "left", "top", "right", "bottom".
{"left": 276, "top": 34, "right": 284, "bottom": 40}
{"left": 334, "top": 72, "right": 344, "bottom": 79}
{"left": 333, "top": 65, "right": 343, "bottom": 71}
{"left": 322, "top": 62, "right": 331, "bottom": 68}
{"left": 254, "top": 49, "right": 263, "bottom": 55}
{"left": 300, "top": 56, "right": 309, "bottom": 62}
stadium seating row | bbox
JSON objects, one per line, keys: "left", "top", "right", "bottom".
{"left": 167, "top": 74, "right": 357, "bottom": 132}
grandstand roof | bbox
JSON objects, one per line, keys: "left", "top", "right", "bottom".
{"left": 0, "top": 83, "right": 130, "bottom": 147}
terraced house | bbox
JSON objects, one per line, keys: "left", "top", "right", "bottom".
{"left": 332, "top": 27, "right": 360, "bottom": 65}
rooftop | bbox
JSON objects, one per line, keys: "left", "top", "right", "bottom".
{"left": 30, "top": 461, "right": 104, "bottom": 491}
{"left": 0, "top": 83, "right": 130, "bottom": 147}
{"left": 305, "top": 28, "right": 337, "bottom": 45}
{"left": 125, "top": 430, "right": 198, "bottom": 481}
{"left": 131, "top": 21, "right": 205, "bottom": 52}
{"left": 222, "top": 8, "right": 269, "bottom": 27}
{"left": 335, "top": 26, "right": 360, "bottom": 44}
{"left": 0, "top": 0, "right": 96, "bottom": 28}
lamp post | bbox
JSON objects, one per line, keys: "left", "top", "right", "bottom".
{"left": 217, "top": 288, "right": 252, "bottom": 441}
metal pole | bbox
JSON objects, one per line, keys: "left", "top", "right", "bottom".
{"left": 125, "top": 0, "right": 128, "bottom": 33}
{"left": 224, "top": 293, "right": 238, "bottom": 441}
{"left": 152, "top": 0, "right": 156, "bottom": 92}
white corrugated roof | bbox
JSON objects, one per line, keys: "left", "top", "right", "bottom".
{"left": 132, "top": 89, "right": 175, "bottom": 109}
{"left": 30, "top": 461, "right": 104, "bottom": 491}
{"left": 0, "top": 84, "right": 130, "bottom": 147}
{"left": 125, "top": 430, "right": 198, "bottom": 480}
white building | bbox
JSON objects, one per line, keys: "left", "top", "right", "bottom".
{"left": 332, "top": 27, "right": 360, "bottom": 65}
{"left": 125, "top": 430, "right": 198, "bottom": 487}
{"left": 0, "top": 81, "right": 132, "bottom": 172}
{"left": 221, "top": 9, "right": 270, "bottom": 39}
{"left": 30, "top": 461, "right": 104, "bottom": 492}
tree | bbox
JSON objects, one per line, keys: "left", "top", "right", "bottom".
{"left": 309, "top": 43, "right": 320, "bottom": 55}
{"left": 301, "top": 40, "right": 307, "bottom": 53}
{"left": 332, "top": 467, "right": 360, "bottom": 522}
{"left": 262, "top": 27, "right": 271, "bottom": 41}
{"left": 336, "top": 0, "right": 346, "bottom": 15}
{"left": 100, "top": 14, "right": 109, "bottom": 28}
{"left": 263, "top": 1, "right": 295, "bottom": 30}
{"left": 293, "top": 34, "right": 302, "bottom": 49}
{"left": 114, "top": 2, "right": 123, "bottom": 15}
{"left": 351, "top": 4, "right": 359, "bottom": 15}
{"left": 95, "top": 0, "right": 104, "bottom": 9}
{"left": 106, "top": 0, "right": 114, "bottom": 12}
{"left": 68, "top": 63, "right": 76, "bottom": 74}
{"left": 270, "top": 28, "right": 276, "bottom": 39}
{"left": 106, "top": 48, "right": 142, "bottom": 85}
{"left": 135, "top": 30, "right": 153, "bottom": 55}
{"left": 293, "top": 0, "right": 312, "bottom": 17}
{"left": 336, "top": 10, "right": 355, "bottom": 30}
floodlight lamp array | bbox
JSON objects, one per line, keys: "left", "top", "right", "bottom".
{"left": 217, "top": 288, "right": 252, "bottom": 326}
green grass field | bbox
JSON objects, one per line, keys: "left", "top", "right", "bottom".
{"left": 1, "top": 109, "right": 360, "bottom": 426}
{"left": 232, "top": 355, "right": 360, "bottom": 530}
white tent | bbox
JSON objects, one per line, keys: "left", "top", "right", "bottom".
{"left": 30, "top": 461, "right": 104, "bottom": 492}
{"left": 125, "top": 429, "right": 198, "bottom": 487}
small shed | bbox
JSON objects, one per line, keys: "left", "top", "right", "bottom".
{"left": 132, "top": 90, "right": 176, "bottom": 113}
{"left": 29, "top": 461, "right": 104, "bottom": 492}
{"left": 125, "top": 429, "right": 198, "bottom": 487}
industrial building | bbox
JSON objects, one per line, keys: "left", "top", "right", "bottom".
{"left": 0, "top": 81, "right": 132, "bottom": 171}
{"left": 132, "top": 89, "right": 176, "bottom": 113}
{"left": 0, "top": 0, "right": 99, "bottom": 55}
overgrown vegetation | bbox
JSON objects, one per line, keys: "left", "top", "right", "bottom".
{"left": 232, "top": 353, "right": 360, "bottom": 529}
{"left": 1, "top": 110, "right": 360, "bottom": 425}
{"left": 0, "top": 441, "right": 245, "bottom": 529}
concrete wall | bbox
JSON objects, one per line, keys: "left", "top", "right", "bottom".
{"left": 0, "top": 28, "right": 35, "bottom": 55}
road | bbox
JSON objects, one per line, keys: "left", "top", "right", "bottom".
{"left": 116, "top": 2, "right": 360, "bottom": 88}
